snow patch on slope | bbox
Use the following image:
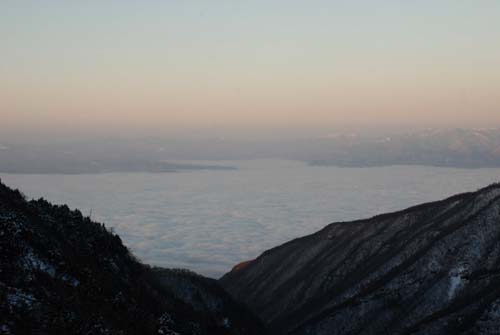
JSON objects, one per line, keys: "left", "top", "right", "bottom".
{"left": 21, "top": 249, "right": 56, "bottom": 277}
{"left": 448, "top": 266, "right": 465, "bottom": 300}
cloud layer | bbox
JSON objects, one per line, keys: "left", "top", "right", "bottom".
{"left": 2, "top": 159, "right": 500, "bottom": 277}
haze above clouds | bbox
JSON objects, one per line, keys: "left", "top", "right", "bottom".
{"left": 1, "top": 1, "right": 500, "bottom": 139}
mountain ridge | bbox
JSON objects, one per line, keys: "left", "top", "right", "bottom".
{"left": 0, "top": 180, "right": 265, "bottom": 335}
{"left": 4, "top": 177, "right": 500, "bottom": 334}
{"left": 221, "top": 183, "right": 500, "bottom": 334}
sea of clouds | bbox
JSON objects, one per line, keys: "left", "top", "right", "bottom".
{"left": 2, "top": 159, "right": 500, "bottom": 278}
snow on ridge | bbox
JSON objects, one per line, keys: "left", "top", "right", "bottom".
{"left": 448, "top": 266, "right": 465, "bottom": 300}
{"left": 21, "top": 249, "right": 56, "bottom": 278}
{"left": 6, "top": 289, "right": 36, "bottom": 309}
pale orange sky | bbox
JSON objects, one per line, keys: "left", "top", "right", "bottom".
{"left": 1, "top": 1, "right": 500, "bottom": 136}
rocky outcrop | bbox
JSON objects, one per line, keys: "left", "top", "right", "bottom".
{"left": 220, "top": 183, "right": 500, "bottom": 335}
{"left": 0, "top": 180, "right": 265, "bottom": 335}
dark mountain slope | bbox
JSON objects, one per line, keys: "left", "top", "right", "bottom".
{"left": 0, "top": 180, "right": 265, "bottom": 335}
{"left": 221, "top": 183, "right": 500, "bottom": 335}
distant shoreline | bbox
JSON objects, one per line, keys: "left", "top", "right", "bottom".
{"left": 0, "top": 162, "right": 237, "bottom": 175}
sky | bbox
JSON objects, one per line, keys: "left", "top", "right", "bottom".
{"left": 1, "top": 1, "right": 500, "bottom": 138}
